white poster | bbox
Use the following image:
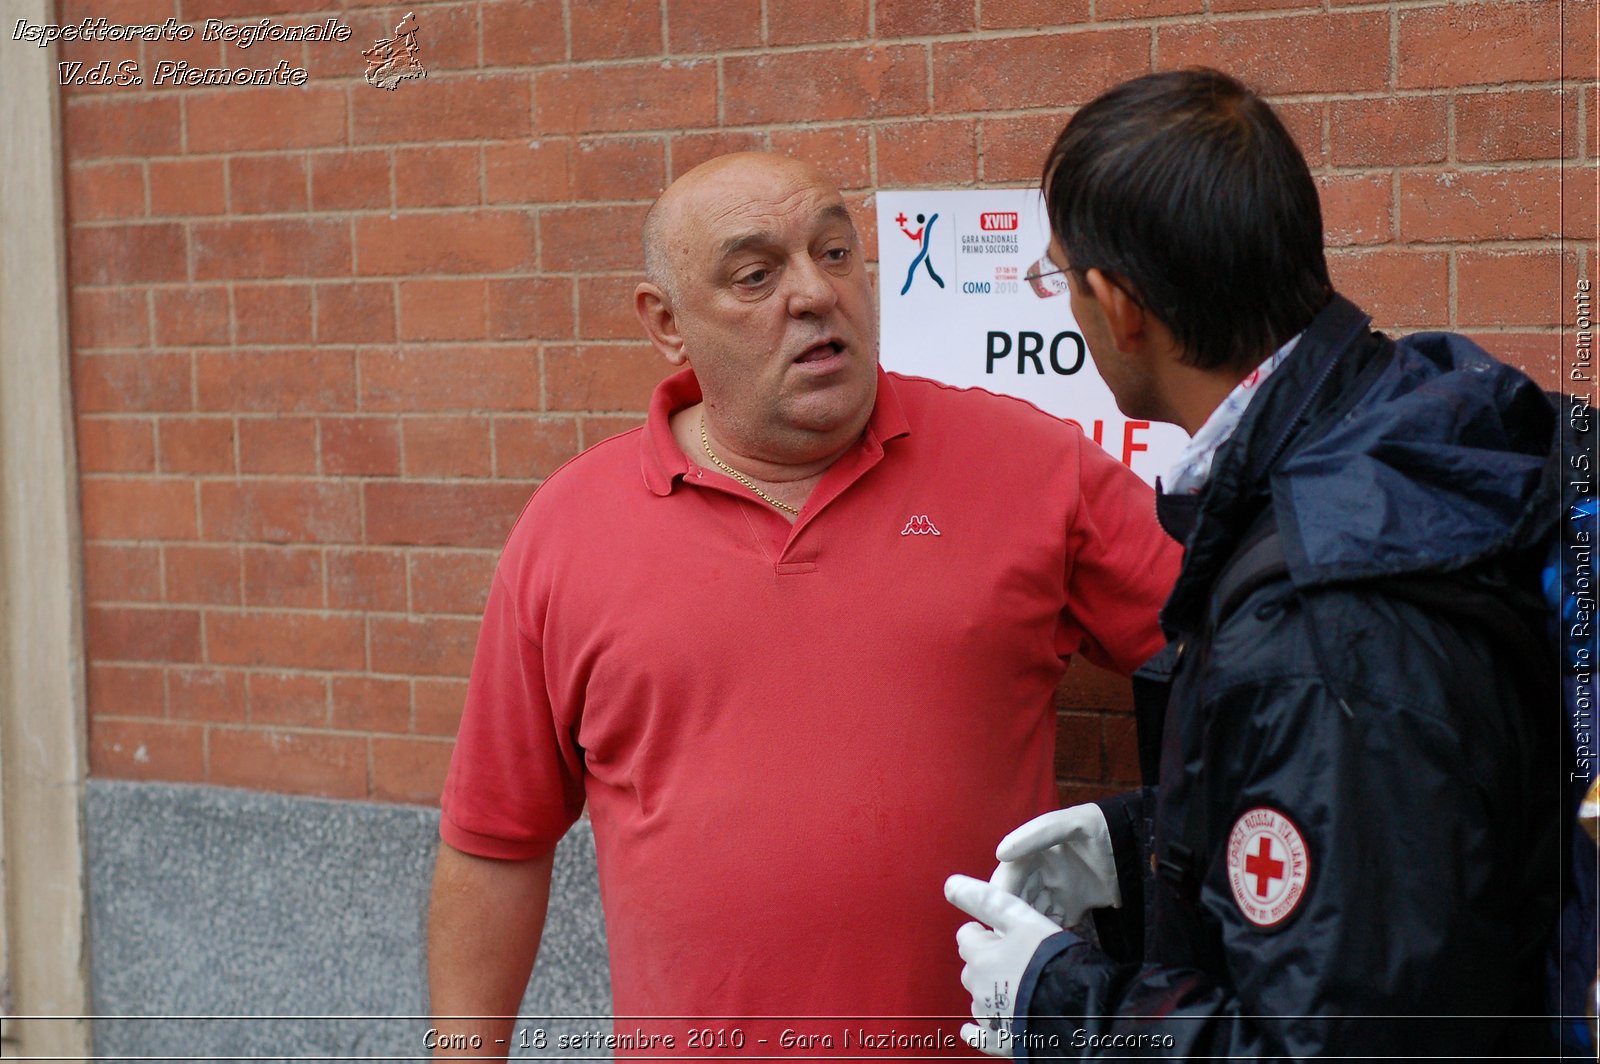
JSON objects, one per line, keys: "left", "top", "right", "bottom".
{"left": 876, "top": 189, "right": 1186, "bottom": 486}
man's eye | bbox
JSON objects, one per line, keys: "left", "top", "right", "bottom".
{"left": 823, "top": 247, "right": 850, "bottom": 263}
{"left": 735, "top": 268, "right": 770, "bottom": 287}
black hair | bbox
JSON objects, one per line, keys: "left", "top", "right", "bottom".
{"left": 1042, "top": 68, "right": 1330, "bottom": 372}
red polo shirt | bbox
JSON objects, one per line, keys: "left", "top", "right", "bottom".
{"left": 441, "top": 367, "right": 1178, "bottom": 1054}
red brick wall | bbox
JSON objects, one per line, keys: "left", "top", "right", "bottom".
{"left": 65, "top": 0, "right": 1595, "bottom": 805}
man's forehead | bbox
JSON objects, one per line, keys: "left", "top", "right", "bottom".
{"left": 712, "top": 202, "right": 855, "bottom": 260}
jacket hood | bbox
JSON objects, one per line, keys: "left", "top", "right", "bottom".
{"left": 1273, "top": 329, "right": 1554, "bottom": 586}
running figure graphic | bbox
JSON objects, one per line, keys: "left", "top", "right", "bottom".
{"left": 896, "top": 211, "right": 945, "bottom": 295}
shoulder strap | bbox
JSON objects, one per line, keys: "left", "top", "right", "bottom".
{"left": 1208, "top": 508, "right": 1288, "bottom": 627}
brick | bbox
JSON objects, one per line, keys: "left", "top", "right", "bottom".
{"left": 169, "top": 667, "right": 247, "bottom": 723}
{"left": 71, "top": 223, "right": 187, "bottom": 286}
{"left": 768, "top": 0, "right": 867, "bottom": 44}
{"left": 228, "top": 154, "right": 309, "bottom": 214}
{"left": 150, "top": 159, "right": 228, "bottom": 218}
{"left": 544, "top": 343, "right": 667, "bottom": 411}
{"left": 75, "top": 353, "right": 192, "bottom": 413}
{"left": 87, "top": 605, "right": 202, "bottom": 663}
{"left": 372, "top": 737, "right": 453, "bottom": 803}
{"left": 395, "top": 145, "right": 482, "bottom": 208}
{"left": 1056, "top": 657, "right": 1134, "bottom": 712}
{"left": 666, "top": 0, "right": 761, "bottom": 51}
{"left": 1053, "top": 712, "right": 1101, "bottom": 780}
{"left": 67, "top": 162, "right": 146, "bottom": 222}
{"left": 196, "top": 350, "right": 356, "bottom": 412}
{"left": 846, "top": 191, "right": 877, "bottom": 263}
{"left": 200, "top": 480, "right": 362, "bottom": 543}
{"left": 1100, "top": 0, "right": 1198, "bottom": 15}
{"left": 409, "top": 551, "right": 497, "bottom": 615}
{"left": 1274, "top": 101, "right": 1326, "bottom": 169}
{"left": 185, "top": 87, "right": 346, "bottom": 152}
{"left": 243, "top": 545, "right": 326, "bottom": 608}
{"left": 414, "top": 678, "right": 469, "bottom": 736}
{"left": 572, "top": 137, "right": 668, "bottom": 201}
{"left": 235, "top": 284, "right": 315, "bottom": 345}
{"left": 540, "top": 204, "right": 648, "bottom": 271}
{"left": 153, "top": 286, "right": 230, "bottom": 347}
{"left": 537, "top": 61, "right": 717, "bottom": 134}
{"left": 327, "top": 548, "right": 409, "bottom": 612}
{"left": 371, "top": 615, "right": 480, "bottom": 676}
{"left": 403, "top": 417, "right": 493, "bottom": 478}
{"left": 727, "top": 46, "right": 926, "bottom": 124}
{"left": 249, "top": 672, "right": 329, "bottom": 728}
{"left": 877, "top": 120, "right": 979, "bottom": 186}
{"left": 488, "top": 277, "right": 575, "bottom": 341}
{"left": 363, "top": 482, "right": 531, "bottom": 547}
{"left": 398, "top": 279, "right": 488, "bottom": 341}
{"left": 1103, "top": 713, "right": 1141, "bottom": 783}
{"left": 577, "top": 275, "right": 643, "bottom": 340}
{"left": 331, "top": 676, "right": 412, "bottom": 733}
{"left": 163, "top": 544, "right": 242, "bottom": 606}
{"left": 208, "top": 727, "right": 367, "bottom": 799}
{"left": 1566, "top": 0, "right": 1599, "bottom": 78}
{"left": 77, "top": 418, "right": 155, "bottom": 474}
{"left": 239, "top": 416, "right": 319, "bottom": 474}
{"left": 1398, "top": 169, "right": 1561, "bottom": 242}
{"left": 980, "top": 113, "right": 1069, "bottom": 184}
{"left": 315, "top": 283, "right": 396, "bottom": 344}
{"left": 484, "top": 139, "right": 572, "bottom": 203}
{"left": 1398, "top": 1, "right": 1561, "bottom": 89}
{"left": 83, "top": 543, "right": 162, "bottom": 603}
{"left": 1466, "top": 332, "right": 1562, "bottom": 389}
{"left": 580, "top": 415, "right": 645, "bottom": 447}
{"left": 1564, "top": 165, "right": 1599, "bottom": 240}
{"left": 396, "top": 2, "right": 480, "bottom": 72}
{"left": 359, "top": 348, "right": 538, "bottom": 412}
{"left": 321, "top": 417, "right": 402, "bottom": 476}
{"left": 81, "top": 478, "right": 198, "bottom": 540}
{"left": 1328, "top": 96, "right": 1448, "bottom": 167}
{"left": 207, "top": 612, "right": 366, "bottom": 671}
{"left": 311, "top": 150, "right": 393, "bottom": 212}
{"left": 1327, "top": 249, "right": 1449, "bottom": 330}
{"left": 354, "top": 211, "right": 536, "bottom": 275}
{"left": 494, "top": 415, "right": 582, "bottom": 479}
{"left": 571, "top": 0, "right": 661, "bottom": 58}
{"left": 90, "top": 719, "right": 205, "bottom": 784}
{"left": 158, "top": 416, "right": 235, "bottom": 475}
{"left": 1055, "top": 781, "right": 1117, "bottom": 807}
{"left": 935, "top": 33, "right": 1146, "bottom": 113}
{"left": 87, "top": 664, "right": 166, "bottom": 718}
{"left": 71, "top": 288, "right": 149, "bottom": 350}
{"left": 482, "top": 0, "right": 566, "bottom": 65}
{"left": 670, "top": 131, "right": 770, "bottom": 181}
{"left": 1458, "top": 249, "right": 1568, "bottom": 328}
{"left": 353, "top": 74, "right": 532, "bottom": 144}
{"left": 1317, "top": 173, "right": 1391, "bottom": 247}
{"left": 193, "top": 219, "right": 351, "bottom": 280}
{"left": 877, "top": 0, "right": 974, "bottom": 36}
{"left": 980, "top": 0, "right": 1091, "bottom": 27}
{"left": 57, "top": 41, "right": 142, "bottom": 100}
{"left": 64, "top": 96, "right": 182, "bottom": 157}
{"left": 1455, "top": 89, "right": 1574, "bottom": 162}
{"left": 1158, "top": 13, "right": 1388, "bottom": 95}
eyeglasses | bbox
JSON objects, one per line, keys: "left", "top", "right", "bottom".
{"left": 1023, "top": 266, "right": 1067, "bottom": 284}
{"left": 1024, "top": 256, "right": 1071, "bottom": 299}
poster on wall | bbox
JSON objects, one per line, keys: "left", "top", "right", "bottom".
{"left": 876, "top": 189, "right": 1186, "bottom": 487}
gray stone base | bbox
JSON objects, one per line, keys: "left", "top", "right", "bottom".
{"left": 85, "top": 779, "right": 611, "bottom": 1061}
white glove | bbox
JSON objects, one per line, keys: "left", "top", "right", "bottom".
{"left": 988, "top": 803, "right": 1120, "bottom": 929}
{"left": 944, "top": 874, "right": 1063, "bottom": 1058}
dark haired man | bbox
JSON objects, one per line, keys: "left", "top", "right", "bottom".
{"left": 945, "top": 69, "right": 1561, "bottom": 1057}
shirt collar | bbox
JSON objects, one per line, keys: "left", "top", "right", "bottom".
{"left": 1162, "top": 333, "right": 1301, "bottom": 496}
{"left": 640, "top": 364, "right": 910, "bottom": 497}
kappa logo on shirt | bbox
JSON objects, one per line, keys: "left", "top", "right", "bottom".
{"left": 900, "top": 515, "right": 941, "bottom": 536}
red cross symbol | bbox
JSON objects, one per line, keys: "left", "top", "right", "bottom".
{"left": 1244, "top": 836, "right": 1285, "bottom": 898}
{"left": 894, "top": 212, "right": 907, "bottom": 228}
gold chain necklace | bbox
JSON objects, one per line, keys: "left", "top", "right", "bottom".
{"left": 699, "top": 413, "right": 800, "bottom": 516}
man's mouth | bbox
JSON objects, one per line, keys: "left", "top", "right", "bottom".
{"left": 795, "top": 339, "right": 845, "bottom": 364}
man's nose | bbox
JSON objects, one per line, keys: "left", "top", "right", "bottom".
{"left": 785, "top": 257, "right": 839, "bottom": 317}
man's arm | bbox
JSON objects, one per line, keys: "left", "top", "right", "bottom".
{"left": 427, "top": 841, "right": 557, "bottom": 1058}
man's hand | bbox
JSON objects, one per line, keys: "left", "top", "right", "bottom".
{"left": 987, "top": 804, "right": 1120, "bottom": 928}
{"left": 944, "top": 874, "right": 1063, "bottom": 1058}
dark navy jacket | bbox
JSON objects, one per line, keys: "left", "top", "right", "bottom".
{"left": 1015, "top": 294, "right": 1562, "bottom": 1058}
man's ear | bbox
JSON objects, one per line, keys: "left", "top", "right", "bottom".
{"left": 1083, "top": 269, "right": 1147, "bottom": 355}
{"left": 635, "top": 283, "right": 687, "bottom": 366}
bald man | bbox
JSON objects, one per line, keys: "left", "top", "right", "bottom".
{"left": 426, "top": 154, "right": 1180, "bottom": 1056}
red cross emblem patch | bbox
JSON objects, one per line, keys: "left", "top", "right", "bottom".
{"left": 1225, "top": 807, "right": 1310, "bottom": 929}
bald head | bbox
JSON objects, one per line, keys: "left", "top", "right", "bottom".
{"left": 642, "top": 153, "right": 844, "bottom": 304}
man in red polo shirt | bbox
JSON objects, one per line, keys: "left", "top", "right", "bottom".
{"left": 426, "top": 153, "right": 1180, "bottom": 1056}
